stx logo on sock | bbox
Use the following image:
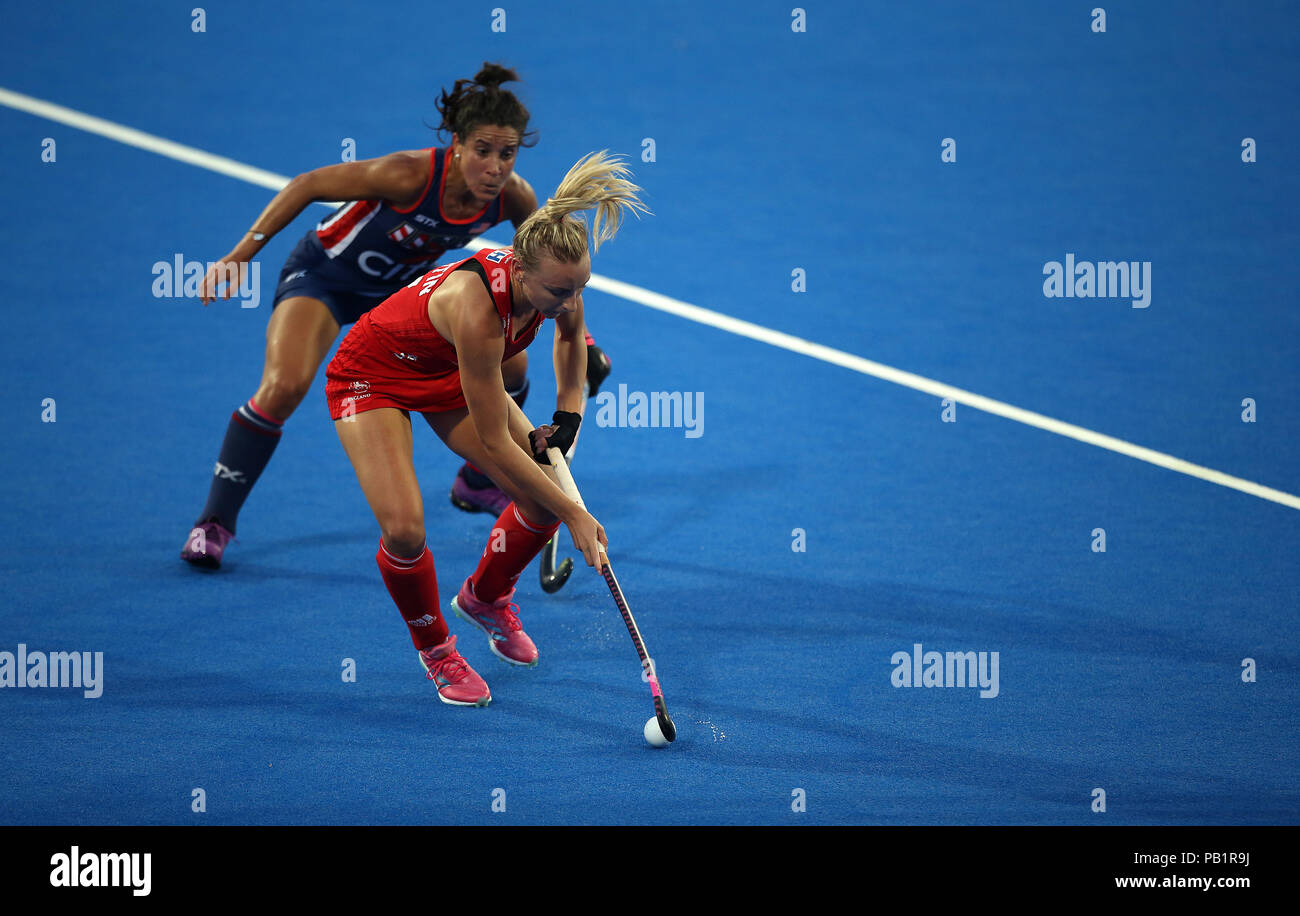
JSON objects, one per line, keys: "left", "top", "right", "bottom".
{"left": 213, "top": 462, "right": 246, "bottom": 483}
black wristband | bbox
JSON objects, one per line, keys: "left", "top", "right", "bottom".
{"left": 529, "top": 410, "right": 582, "bottom": 463}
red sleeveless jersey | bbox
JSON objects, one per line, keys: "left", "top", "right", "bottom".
{"left": 325, "top": 247, "right": 545, "bottom": 418}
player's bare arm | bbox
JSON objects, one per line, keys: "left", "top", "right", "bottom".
{"left": 449, "top": 282, "right": 583, "bottom": 529}
{"left": 552, "top": 298, "right": 587, "bottom": 415}
{"left": 200, "top": 151, "right": 430, "bottom": 303}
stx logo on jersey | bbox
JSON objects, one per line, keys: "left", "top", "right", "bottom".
{"left": 413, "top": 213, "right": 492, "bottom": 237}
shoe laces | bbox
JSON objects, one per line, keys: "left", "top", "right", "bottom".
{"left": 502, "top": 606, "right": 523, "bottom": 633}
{"left": 431, "top": 652, "right": 469, "bottom": 682}
{"left": 424, "top": 648, "right": 469, "bottom": 682}
{"left": 480, "top": 595, "right": 522, "bottom": 634}
{"left": 422, "top": 636, "right": 469, "bottom": 682}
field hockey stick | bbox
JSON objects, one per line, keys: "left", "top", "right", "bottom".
{"left": 538, "top": 394, "right": 589, "bottom": 592}
{"left": 538, "top": 448, "right": 574, "bottom": 592}
{"left": 540, "top": 342, "right": 611, "bottom": 592}
{"left": 539, "top": 514, "right": 573, "bottom": 592}
{"left": 545, "top": 446, "right": 676, "bottom": 742}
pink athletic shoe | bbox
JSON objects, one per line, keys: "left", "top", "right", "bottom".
{"left": 451, "top": 579, "right": 538, "bottom": 667}
{"left": 450, "top": 464, "right": 511, "bottom": 515}
{"left": 418, "top": 635, "right": 491, "bottom": 707}
{"left": 180, "top": 519, "right": 234, "bottom": 568}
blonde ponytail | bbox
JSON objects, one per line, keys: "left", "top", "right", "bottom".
{"left": 513, "top": 150, "right": 649, "bottom": 270}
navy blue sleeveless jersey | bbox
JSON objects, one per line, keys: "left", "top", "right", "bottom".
{"left": 309, "top": 146, "right": 506, "bottom": 289}
{"left": 272, "top": 147, "right": 508, "bottom": 325}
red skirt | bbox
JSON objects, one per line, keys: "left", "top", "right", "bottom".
{"left": 324, "top": 316, "right": 467, "bottom": 419}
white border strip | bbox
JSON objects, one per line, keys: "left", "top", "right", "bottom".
{"left": 4, "top": 85, "right": 1295, "bottom": 511}
{"left": 588, "top": 275, "right": 1300, "bottom": 510}
{"left": 0, "top": 86, "right": 293, "bottom": 191}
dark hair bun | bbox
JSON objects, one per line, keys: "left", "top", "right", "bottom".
{"left": 433, "top": 63, "right": 537, "bottom": 147}
{"left": 474, "top": 62, "right": 519, "bottom": 90}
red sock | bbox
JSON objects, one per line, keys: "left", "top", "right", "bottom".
{"left": 470, "top": 504, "right": 561, "bottom": 602}
{"left": 376, "top": 541, "right": 448, "bottom": 649}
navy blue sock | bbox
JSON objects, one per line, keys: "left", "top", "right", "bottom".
{"left": 197, "top": 399, "right": 284, "bottom": 533}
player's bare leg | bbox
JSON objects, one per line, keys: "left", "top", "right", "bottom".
{"left": 426, "top": 403, "right": 558, "bottom": 666}
{"left": 336, "top": 406, "right": 489, "bottom": 705}
{"left": 253, "top": 296, "right": 342, "bottom": 420}
{"left": 182, "top": 296, "right": 340, "bottom": 568}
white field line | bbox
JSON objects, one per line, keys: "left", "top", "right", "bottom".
{"left": 4, "top": 85, "right": 1296, "bottom": 511}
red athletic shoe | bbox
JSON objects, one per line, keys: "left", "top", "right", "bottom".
{"left": 418, "top": 635, "right": 491, "bottom": 707}
{"left": 451, "top": 579, "right": 538, "bottom": 667}
{"left": 180, "top": 519, "right": 234, "bottom": 568}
